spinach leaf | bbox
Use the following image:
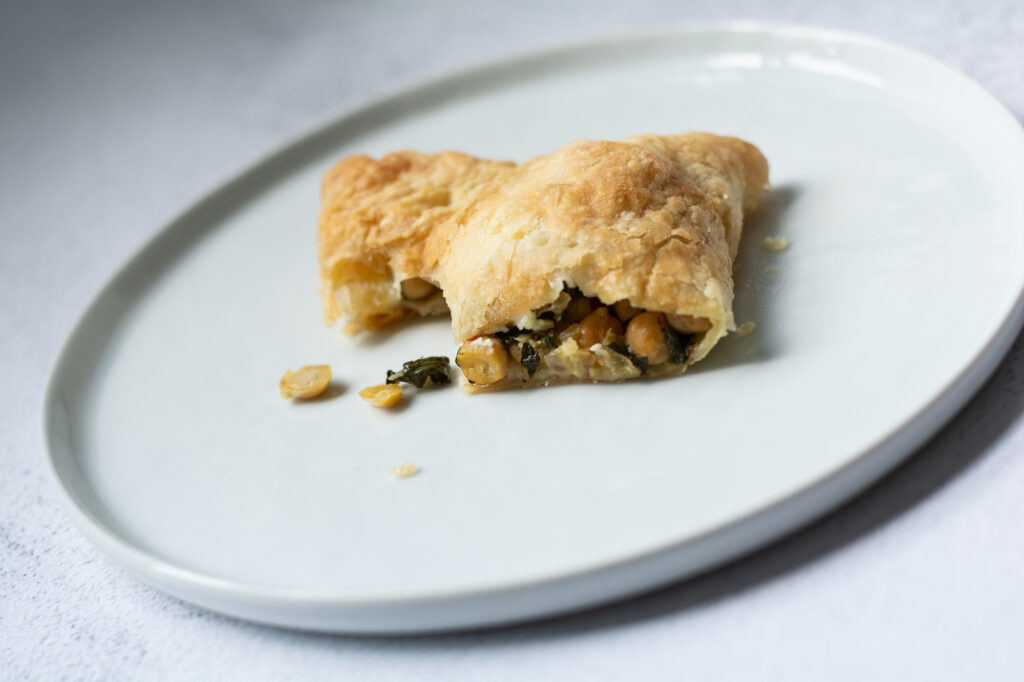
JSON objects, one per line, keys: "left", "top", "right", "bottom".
{"left": 494, "top": 329, "right": 521, "bottom": 345}
{"left": 520, "top": 342, "right": 540, "bottom": 376}
{"left": 664, "top": 328, "right": 693, "bottom": 365}
{"left": 386, "top": 356, "right": 452, "bottom": 388}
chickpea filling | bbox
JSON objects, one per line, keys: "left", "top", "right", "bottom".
{"left": 400, "top": 277, "right": 438, "bottom": 301}
{"left": 455, "top": 288, "right": 706, "bottom": 387}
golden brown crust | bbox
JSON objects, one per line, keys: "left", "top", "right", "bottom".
{"left": 316, "top": 133, "right": 769, "bottom": 390}
{"left": 317, "top": 150, "right": 514, "bottom": 328}
{"left": 426, "top": 133, "right": 768, "bottom": 364}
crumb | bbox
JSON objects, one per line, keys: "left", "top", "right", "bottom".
{"left": 352, "top": 466, "right": 362, "bottom": 473}
{"left": 764, "top": 265, "right": 778, "bottom": 273}
{"left": 761, "top": 236, "right": 789, "bottom": 252}
{"left": 737, "top": 321, "right": 756, "bottom": 337}
{"left": 389, "top": 462, "right": 419, "bottom": 479}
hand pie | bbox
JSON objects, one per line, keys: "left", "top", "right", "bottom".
{"left": 318, "top": 133, "right": 768, "bottom": 391}
{"left": 318, "top": 150, "right": 514, "bottom": 332}
{"left": 425, "top": 133, "right": 768, "bottom": 390}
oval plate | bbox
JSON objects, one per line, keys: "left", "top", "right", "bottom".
{"left": 44, "top": 24, "right": 1024, "bottom": 633}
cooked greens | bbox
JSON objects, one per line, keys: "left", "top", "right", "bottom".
{"left": 460, "top": 285, "right": 701, "bottom": 384}
{"left": 385, "top": 356, "right": 452, "bottom": 388}
{"left": 664, "top": 328, "right": 693, "bottom": 365}
{"left": 520, "top": 342, "right": 540, "bottom": 376}
{"left": 494, "top": 329, "right": 521, "bottom": 345}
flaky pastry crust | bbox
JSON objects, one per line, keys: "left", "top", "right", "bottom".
{"left": 426, "top": 133, "right": 768, "bottom": 364}
{"left": 317, "top": 133, "right": 768, "bottom": 391}
{"left": 318, "top": 150, "right": 514, "bottom": 330}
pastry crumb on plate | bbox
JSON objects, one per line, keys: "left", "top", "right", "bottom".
{"left": 760, "top": 236, "right": 789, "bottom": 251}
{"left": 389, "top": 462, "right": 419, "bottom": 479}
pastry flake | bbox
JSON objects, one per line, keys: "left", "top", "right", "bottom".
{"left": 760, "top": 235, "right": 789, "bottom": 251}
{"left": 388, "top": 462, "right": 420, "bottom": 479}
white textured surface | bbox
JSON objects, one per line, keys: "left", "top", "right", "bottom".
{"left": 2, "top": 1, "right": 1023, "bottom": 679}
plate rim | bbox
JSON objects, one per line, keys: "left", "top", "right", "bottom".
{"left": 41, "top": 21, "right": 1024, "bottom": 632}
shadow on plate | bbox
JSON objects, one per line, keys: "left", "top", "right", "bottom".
{"left": 685, "top": 181, "right": 799, "bottom": 375}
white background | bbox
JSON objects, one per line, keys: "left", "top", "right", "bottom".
{"left": 2, "top": 1, "right": 1023, "bottom": 680}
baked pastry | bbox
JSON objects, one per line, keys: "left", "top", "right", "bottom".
{"left": 318, "top": 150, "right": 514, "bottom": 332}
{"left": 426, "top": 133, "right": 768, "bottom": 391}
{"left": 318, "top": 133, "right": 768, "bottom": 391}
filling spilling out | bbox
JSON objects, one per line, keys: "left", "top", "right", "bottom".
{"left": 452, "top": 287, "right": 712, "bottom": 388}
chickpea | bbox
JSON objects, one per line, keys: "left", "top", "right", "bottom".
{"left": 279, "top": 365, "right": 332, "bottom": 399}
{"left": 612, "top": 300, "right": 641, "bottom": 323}
{"left": 552, "top": 318, "right": 573, "bottom": 337}
{"left": 626, "top": 312, "right": 670, "bottom": 365}
{"left": 358, "top": 383, "right": 402, "bottom": 408}
{"left": 564, "top": 296, "right": 597, "bottom": 323}
{"left": 400, "top": 277, "right": 437, "bottom": 301}
{"left": 456, "top": 335, "right": 509, "bottom": 386}
{"left": 667, "top": 313, "right": 712, "bottom": 334}
{"left": 576, "top": 307, "right": 624, "bottom": 348}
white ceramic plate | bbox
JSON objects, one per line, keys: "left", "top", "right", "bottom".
{"left": 44, "top": 23, "right": 1024, "bottom": 633}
